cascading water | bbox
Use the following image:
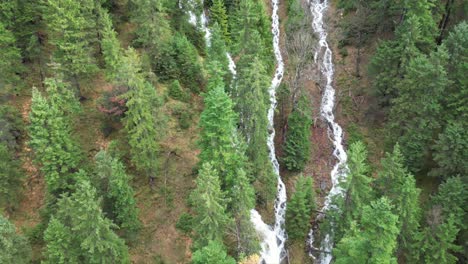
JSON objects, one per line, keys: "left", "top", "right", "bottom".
{"left": 182, "top": 1, "right": 286, "bottom": 263}
{"left": 249, "top": 0, "right": 287, "bottom": 263}
{"left": 306, "top": 1, "right": 349, "bottom": 263}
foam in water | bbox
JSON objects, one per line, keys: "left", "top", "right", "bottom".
{"left": 306, "top": 1, "right": 349, "bottom": 263}
{"left": 250, "top": 0, "right": 287, "bottom": 263}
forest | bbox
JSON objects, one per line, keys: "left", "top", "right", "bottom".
{"left": 0, "top": 0, "right": 466, "bottom": 263}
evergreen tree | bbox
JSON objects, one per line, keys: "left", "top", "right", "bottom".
{"left": 230, "top": 168, "right": 259, "bottom": 256}
{"left": 0, "top": 214, "right": 31, "bottom": 264}
{"left": 375, "top": 144, "right": 421, "bottom": 257}
{"left": 389, "top": 47, "right": 448, "bottom": 173}
{"left": 286, "top": 175, "right": 316, "bottom": 240}
{"left": 29, "top": 88, "right": 81, "bottom": 194}
{"left": 0, "top": 143, "right": 24, "bottom": 210}
{"left": 207, "top": 23, "right": 231, "bottom": 84}
{"left": 95, "top": 150, "right": 140, "bottom": 234}
{"left": 283, "top": 95, "right": 313, "bottom": 171}
{"left": 0, "top": 20, "right": 23, "bottom": 94}
{"left": 122, "top": 49, "right": 162, "bottom": 179}
{"left": 98, "top": 8, "right": 123, "bottom": 81}
{"left": 210, "top": 0, "right": 230, "bottom": 44}
{"left": 44, "top": 177, "right": 130, "bottom": 263}
{"left": 334, "top": 197, "right": 399, "bottom": 264}
{"left": 235, "top": 57, "right": 276, "bottom": 204}
{"left": 192, "top": 240, "right": 236, "bottom": 264}
{"left": 198, "top": 81, "right": 245, "bottom": 192}
{"left": 190, "top": 163, "right": 230, "bottom": 249}
{"left": 43, "top": 0, "right": 98, "bottom": 88}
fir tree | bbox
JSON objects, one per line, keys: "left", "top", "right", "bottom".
{"left": 122, "top": 49, "right": 162, "bottom": 179}
{"left": 43, "top": 0, "right": 98, "bottom": 88}
{"left": 44, "top": 177, "right": 130, "bottom": 263}
{"left": 0, "top": 20, "right": 23, "bottom": 94}
{"left": 0, "top": 214, "right": 31, "bottom": 264}
{"left": 210, "top": 0, "right": 230, "bottom": 44}
{"left": 286, "top": 175, "right": 316, "bottom": 240}
{"left": 334, "top": 197, "right": 399, "bottom": 264}
{"left": 375, "top": 144, "right": 421, "bottom": 257}
{"left": 190, "top": 163, "right": 231, "bottom": 249}
{"left": 0, "top": 143, "right": 24, "bottom": 210}
{"left": 283, "top": 95, "right": 313, "bottom": 171}
{"left": 192, "top": 240, "right": 236, "bottom": 264}
{"left": 98, "top": 8, "right": 123, "bottom": 81}
{"left": 95, "top": 150, "right": 141, "bottom": 235}
{"left": 29, "top": 88, "right": 81, "bottom": 194}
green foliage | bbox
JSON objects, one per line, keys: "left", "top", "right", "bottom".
{"left": 207, "top": 23, "right": 231, "bottom": 85}
{"left": 286, "top": 175, "right": 315, "bottom": 240}
{"left": 98, "top": 7, "right": 123, "bottom": 81}
{"left": 431, "top": 177, "right": 467, "bottom": 228}
{"left": 190, "top": 163, "right": 230, "bottom": 249}
{"left": 29, "top": 88, "right": 82, "bottom": 195}
{"left": 122, "top": 49, "right": 163, "bottom": 178}
{"left": 0, "top": 104, "right": 23, "bottom": 152}
{"left": 176, "top": 212, "right": 193, "bottom": 235}
{"left": 43, "top": 178, "right": 130, "bottom": 264}
{"left": 95, "top": 150, "right": 140, "bottom": 235}
{"left": 0, "top": 20, "right": 23, "bottom": 93}
{"left": 168, "top": 80, "right": 188, "bottom": 101}
{"left": 0, "top": 143, "right": 24, "bottom": 210}
{"left": 283, "top": 95, "right": 313, "bottom": 171}
{"left": 389, "top": 47, "right": 448, "bottom": 173}
{"left": 191, "top": 240, "right": 236, "bottom": 264}
{"left": 0, "top": 214, "right": 32, "bottom": 263}
{"left": 210, "top": 0, "right": 230, "bottom": 44}
{"left": 334, "top": 197, "right": 399, "bottom": 264}
{"left": 375, "top": 144, "right": 421, "bottom": 256}
{"left": 432, "top": 121, "right": 468, "bottom": 177}
{"left": 43, "top": 0, "right": 98, "bottom": 83}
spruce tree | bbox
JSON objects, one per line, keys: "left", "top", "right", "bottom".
{"left": 286, "top": 175, "right": 316, "bottom": 240}
{"left": 0, "top": 214, "right": 31, "bottom": 264}
{"left": 0, "top": 20, "right": 23, "bottom": 94}
{"left": 95, "top": 150, "right": 140, "bottom": 234}
{"left": 122, "top": 49, "right": 162, "bottom": 179}
{"left": 43, "top": 0, "right": 98, "bottom": 88}
{"left": 334, "top": 197, "right": 399, "bottom": 264}
{"left": 283, "top": 95, "right": 313, "bottom": 171}
{"left": 207, "top": 23, "right": 231, "bottom": 84}
{"left": 192, "top": 240, "right": 236, "bottom": 264}
{"left": 98, "top": 8, "right": 123, "bottom": 81}
{"left": 235, "top": 56, "right": 276, "bottom": 205}
{"left": 44, "top": 177, "right": 130, "bottom": 263}
{"left": 0, "top": 143, "right": 24, "bottom": 210}
{"left": 190, "top": 163, "right": 230, "bottom": 249}
{"left": 29, "top": 88, "right": 81, "bottom": 194}
{"left": 375, "top": 144, "right": 421, "bottom": 257}
{"left": 210, "top": 0, "right": 230, "bottom": 44}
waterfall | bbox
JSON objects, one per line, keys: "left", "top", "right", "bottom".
{"left": 250, "top": 0, "right": 287, "bottom": 263}
{"left": 306, "top": 1, "right": 349, "bottom": 263}
{"left": 182, "top": 1, "right": 286, "bottom": 263}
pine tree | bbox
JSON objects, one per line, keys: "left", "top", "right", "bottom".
{"left": 190, "top": 163, "right": 230, "bottom": 249}
{"left": 334, "top": 197, "right": 399, "bottom": 264}
{"left": 192, "top": 240, "right": 236, "bottom": 264}
{"left": 43, "top": 0, "right": 98, "bottom": 88}
{"left": 283, "top": 95, "right": 313, "bottom": 171}
{"left": 0, "top": 20, "right": 23, "bottom": 94}
{"left": 389, "top": 47, "right": 449, "bottom": 173}
{"left": 235, "top": 56, "right": 276, "bottom": 204}
{"left": 122, "top": 49, "right": 162, "bottom": 179}
{"left": 231, "top": 168, "right": 260, "bottom": 256}
{"left": 0, "top": 143, "right": 24, "bottom": 210}
{"left": 286, "top": 175, "right": 316, "bottom": 240}
{"left": 29, "top": 88, "right": 81, "bottom": 194}
{"left": 375, "top": 144, "right": 421, "bottom": 257}
{"left": 210, "top": 0, "right": 230, "bottom": 44}
{"left": 207, "top": 23, "right": 231, "bottom": 84}
{"left": 0, "top": 214, "right": 31, "bottom": 264}
{"left": 95, "top": 150, "right": 140, "bottom": 234}
{"left": 198, "top": 81, "right": 244, "bottom": 192}
{"left": 44, "top": 177, "right": 130, "bottom": 263}
{"left": 98, "top": 7, "right": 123, "bottom": 81}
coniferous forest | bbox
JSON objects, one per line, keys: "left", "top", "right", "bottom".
{"left": 0, "top": 0, "right": 466, "bottom": 263}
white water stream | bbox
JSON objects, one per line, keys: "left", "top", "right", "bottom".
{"left": 306, "top": 1, "right": 349, "bottom": 263}
{"left": 183, "top": 1, "right": 286, "bottom": 263}
{"left": 250, "top": 0, "right": 287, "bottom": 263}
